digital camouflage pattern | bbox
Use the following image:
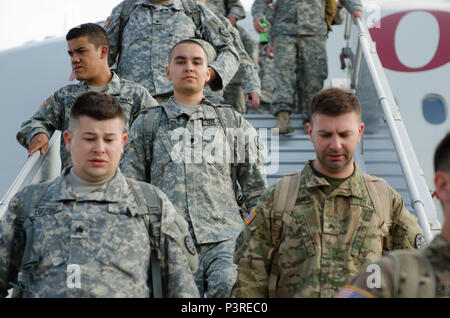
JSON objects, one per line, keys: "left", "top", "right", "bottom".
{"left": 251, "top": 0, "right": 362, "bottom": 118}
{"left": 105, "top": 0, "right": 240, "bottom": 97}
{"left": 120, "top": 96, "right": 267, "bottom": 245}
{"left": 206, "top": 0, "right": 246, "bottom": 21}
{"left": 16, "top": 72, "right": 157, "bottom": 170}
{"left": 255, "top": 44, "right": 275, "bottom": 114}
{"left": 120, "top": 97, "right": 267, "bottom": 297}
{"left": 232, "top": 161, "right": 424, "bottom": 298}
{"left": 0, "top": 169, "right": 199, "bottom": 298}
{"left": 339, "top": 235, "right": 450, "bottom": 298}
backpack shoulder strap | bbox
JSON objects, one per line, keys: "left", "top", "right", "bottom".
{"left": 363, "top": 174, "right": 392, "bottom": 228}
{"left": 267, "top": 171, "right": 302, "bottom": 297}
{"left": 181, "top": 0, "right": 202, "bottom": 31}
{"left": 118, "top": 0, "right": 139, "bottom": 51}
{"left": 12, "top": 182, "right": 52, "bottom": 297}
{"left": 141, "top": 106, "right": 163, "bottom": 183}
{"left": 388, "top": 250, "right": 436, "bottom": 297}
{"left": 125, "top": 177, "right": 163, "bottom": 298}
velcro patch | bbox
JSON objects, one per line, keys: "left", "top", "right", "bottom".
{"left": 244, "top": 208, "right": 257, "bottom": 226}
{"left": 42, "top": 95, "right": 53, "bottom": 107}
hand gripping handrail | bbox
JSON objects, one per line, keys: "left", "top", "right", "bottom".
{"left": 354, "top": 17, "right": 435, "bottom": 241}
{"left": 0, "top": 132, "right": 61, "bottom": 220}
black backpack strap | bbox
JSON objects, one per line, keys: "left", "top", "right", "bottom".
{"left": 141, "top": 106, "right": 163, "bottom": 183}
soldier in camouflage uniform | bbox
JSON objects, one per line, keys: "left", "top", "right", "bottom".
{"left": 193, "top": 0, "right": 260, "bottom": 113}
{"left": 105, "top": 0, "right": 240, "bottom": 104}
{"left": 251, "top": 0, "right": 363, "bottom": 133}
{"left": 16, "top": 23, "right": 157, "bottom": 170}
{"left": 232, "top": 87, "right": 424, "bottom": 298}
{"left": 338, "top": 132, "right": 450, "bottom": 298}
{"left": 0, "top": 92, "right": 198, "bottom": 298}
{"left": 120, "top": 40, "right": 267, "bottom": 297}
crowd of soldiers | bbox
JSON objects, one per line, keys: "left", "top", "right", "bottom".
{"left": 0, "top": 0, "right": 449, "bottom": 299}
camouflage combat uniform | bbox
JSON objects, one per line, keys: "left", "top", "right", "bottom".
{"left": 251, "top": 0, "right": 362, "bottom": 119}
{"left": 205, "top": 0, "right": 260, "bottom": 114}
{"left": 105, "top": 0, "right": 240, "bottom": 102}
{"left": 16, "top": 72, "right": 157, "bottom": 170}
{"left": 232, "top": 160, "right": 424, "bottom": 298}
{"left": 338, "top": 235, "right": 450, "bottom": 298}
{"left": 120, "top": 96, "right": 267, "bottom": 297}
{"left": 0, "top": 169, "right": 199, "bottom": 298}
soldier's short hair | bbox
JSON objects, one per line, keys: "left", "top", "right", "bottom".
{"left": 310, "top": 87, "right": 362, "bottom": 122}
{"left": 167, "top": 39, "right": 208, "bottom": 65}
{"left": 66, "top": 23, "right": 109, "bottom": 49}
{"left": 434, "top": 132, "right": 450, "bottom": 173}
{"left": 70, "top": 92, "right": 124, "bottom": 123}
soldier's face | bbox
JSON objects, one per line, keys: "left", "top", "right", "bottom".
{"left": 166, "top": 43, "right": 211, "bottom": 95}
{"left": 67, "top": 36, "right": 108, "bottom": 85}
{"left": 63, "top": 116, "right": 127, "bottom": 183}
{"left": 307, "top": 112, "right": 364, "bottom": 178}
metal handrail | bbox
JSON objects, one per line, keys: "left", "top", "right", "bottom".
{"left": 0, "top": 132, "right": 61, "bottom": 220}
{"left": 354, "top": 18, "right": 434, "bottom": 241}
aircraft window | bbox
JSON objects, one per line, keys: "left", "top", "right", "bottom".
{"left": 422, "top": 95, "right": 446, "bottom": 124}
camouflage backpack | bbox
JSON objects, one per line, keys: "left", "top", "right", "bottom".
{"left": 267, "top": 171, "right": 396, "bottom": 297}
{"left": 11, "top": 178, "right": 164, "bottom": 298}
{"left": 386, "top": 249, "right": 436, "bottom": 297}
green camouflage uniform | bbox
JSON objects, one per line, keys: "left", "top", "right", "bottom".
{"left": 16, "top": 72, "right": 157, "bottom": 170}
{"left": 338, "top": 235, "right": 450, "bottom": 298}
{"left": 0, "top": 169, "right": 199, "bottom": 298}
{"left": 120, "top": 96, "right": 267, "bottom": 297}
{"left": 232, "top": 160, "right": 424, "bottom": 298}
{"left": 105, "top": 0, "right": 240, "bottom": 100}
{"left": 251, "top": 0, "right": 362, "bottom": 119}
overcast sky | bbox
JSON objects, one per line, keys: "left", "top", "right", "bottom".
{"left": 0, "top": 0, "right": 254, "bottom": 52}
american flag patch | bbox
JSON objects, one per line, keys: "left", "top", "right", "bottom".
{"left": 336, "top": 285, "right": 374, "bottom": 298}
{"left": 105, "top": 16, "right": 111, "bottom": 27}
{"left": 244, "top": 208, "right": 257, "bottom": 226}
{"left": 42, "top": 95, "right": 53, "bottom": 107}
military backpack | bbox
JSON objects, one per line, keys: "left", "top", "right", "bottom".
{"left": 266, "top": 170, "right": 397, "bottom": 297}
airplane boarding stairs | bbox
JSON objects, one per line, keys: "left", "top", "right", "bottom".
{"left": 0, "top": 16, "right": 441, "bottom": 245}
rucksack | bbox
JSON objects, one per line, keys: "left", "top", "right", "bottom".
{"left": 116, "top": 0, "right": 203, "bottom": 54}
{"left": 11, "top": 178, "right": 164, "bottom": 298}
{"left": 387, "top": 249, "right": 436, "bottom": 297}
{"left": 266, "top": 171, "right": 395, "bottom": 297}
{"left": 140, "top": 104, "right": 243, "bottom": 207}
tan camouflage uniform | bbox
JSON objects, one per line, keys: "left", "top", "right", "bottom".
{"left": 232, "top": 160, "right": 424, "bottom": 298}
{"left": 16, "top": 72, "right": 157, "bottom": 170}
{"left": 338, "top": 235, "right": 450, "bottom": 298}
{"left": 0, "top": 169, "right": 199, "bottom": 298}
{"left": 105, "top": 0, "right": 240, "bottom": 100}
{"left": 251, "top": 0, "right": 362, "bottom": 120}
{"left": 120, "top": 96, "right": 267, "bottom": 297}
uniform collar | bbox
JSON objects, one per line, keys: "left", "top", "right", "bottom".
{"left": 79, "top": 71, "right": 122, "bottom": 96}
{"left": 302, "top": 160, "right": 366, "bottom": 199}
{"left": 142, "top": 0, "right": 181, "bottom": 10}
{"left": 51, "top": 167, "right": 127, "bottom": 203}
{"left": 162, "top": 96, "right": 218, "bottom": 121}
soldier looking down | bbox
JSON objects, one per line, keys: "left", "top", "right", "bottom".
{"left": 1, "top": 92, "right": 199, "bottom": 298}
{"left": 232, "top": 87, "right": 425, "bottom": 298}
